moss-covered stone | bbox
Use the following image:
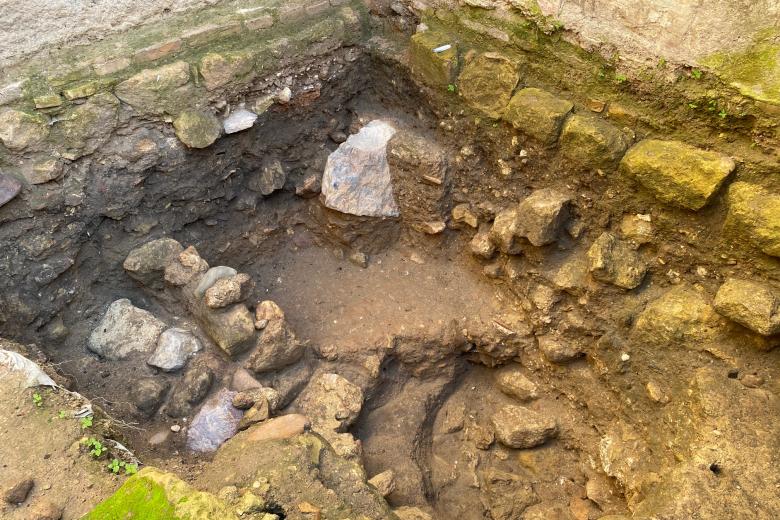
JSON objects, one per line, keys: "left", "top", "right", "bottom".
{"left": 50, "top": 92, "right": 119, "bottom": 156}
{"left": 199, "top": 51, "right": 255, "bottom": 91}
{"left": 503, "top": 87, "right": 573, "bottom": 144}
{"left": 173, "top": 109, "right": 221, "bottom": 149}
{"left": 114, "top": 61, "right": 198, "bottom": 116}
{"left": 703, "top": 38, "right": 780, "bottom": 106}
{"left": 619, "top": 139, "right": 735, "bottom": 210}
{"left": 33, "top": 94, "right": 63, "bottom": 109}
{"left": 559, "top": 113, "right": 629, "bottom": 169}
{"left": 725, "top": 182, "right": 780, "bottom": 257}
{"left": 83, "top": 467, "right": 239, "bottom": 520}
{"left": 0, "top": 108, "right": 49, "bottom": 151}
{"left": 458, "top": 52, "right": 520, "bottom": 118}
{"left": 63, "top": 80, "right": 101, "bottom": 100}
{"left": 409, "top": 30, "right": 459, "bottom": 87}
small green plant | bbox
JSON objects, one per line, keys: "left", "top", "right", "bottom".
{"left": 691, "top": 69, "right": 703, "bottom": 79}
{"left": 107, "top": 458, "right": 138, "bottom": 475}
{"left": 446, "top": 83, "right": 456, "bottom": 93}
{"left": 58, "top": 410, "right": 67, "bottom": 419}
{"left": 688, "top": 103, "right": 699, "bottom": 109}
{"left": 32, "top": 393, "right": 43, "bottom": 407}
{"left": 614, "top": 73, "right": 628, "bottom": 84}
{"left": 657, "top": 57, "right": 667, "bottom": 68}
{"left": 83, "top": 438, "right": 106, "bottom": 458}
{"left": 718, "top": 109, "right": 728, "bottom": 119}
{"left": 80, "top": 416, "right": 93, "bottom": 429}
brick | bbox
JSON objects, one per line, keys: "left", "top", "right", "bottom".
{"left": 133, "top": 39, "right": 183, "bottom": 64}
{"left": 34, "top": 94, "right": 63, "bottom": 109}
{"left": 63, "top": 81, "right": 100, "bottom": 100}
{"left": 182, "top": 22, "right": 242, "bottom": 47}
{"left": 93, "top": 56, "right": 131, "bottom": 76}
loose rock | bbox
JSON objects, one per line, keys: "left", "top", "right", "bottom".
{"left": 491, "top": 405, "right": 558, "bottom": 449}
{"left": 515, "top": 188, "right": 572, "bottom": 246}
{"left": 30, "top": 500, "right": 63, "bottom": 520}
{"left": 194, "top": 266, "right": 238, "bottom": 298}
{"left": 537, "top": 334, "right": 584, "bottom": 364}
{"left": 130, "top": 377, "right": 169, "bottom": 416}
{"left": 223, "top": 108, "right": 258, "bottom": 134}
{"left": 246, "top": 301, "right": 304, "bottom": 373}
{"left": 725, "top": 182, "right": 780, "bottom": 257}
{"left": 173, "top": 110, "right": 221, "bottom": 149}
{"left": 587, "top": 232, "right": 647, "bottom": 289}
{"left": 503, "top": 88, "right": 573, "bottom": 144}
{"left": 2, "top": 477, "right": 34, "bottom": 504}
{"left": 204, "top": 273, "right": 254, "bottom": 309}
{"left": 297, "top": 373, "right": 364, "bottom": 433}
{"left": 471, "top": 225, "right": 497, "bottom": 259}
{"left": 247, "top": 159, "right": 286, "bottom": 196}
{"left": 368, "top": 470, "right": 396, "bottom": 497}
{"left": 495, "top": 366, "right": 538, "bottom": 401}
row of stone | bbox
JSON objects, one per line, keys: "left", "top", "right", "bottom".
{"left": 411, "top": 31, "right": 780, "bottom": 257}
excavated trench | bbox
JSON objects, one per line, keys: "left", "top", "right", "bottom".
{"left": 3, "top": 29, "right": 780, "bottom": 520}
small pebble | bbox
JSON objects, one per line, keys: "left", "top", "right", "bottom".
{"left": 171, "top": 424, "right": 181, "bottom": 433}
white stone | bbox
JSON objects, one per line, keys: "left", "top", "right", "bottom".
{"left": 223, "top": 108, "right": 257, "bottom": 134}
{"left": 147, "top": 327, "right": 202, "bottom": 372}
{"left": 321, "top": 120, "right": 400, "bottom": 217}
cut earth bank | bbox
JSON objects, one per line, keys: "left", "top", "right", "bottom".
{"left": 0, "top": 1, "right": 779, "bottom": 520}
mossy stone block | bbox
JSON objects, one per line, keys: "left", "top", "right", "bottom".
{"left": 560, "top": 113, "right": 629, "bottom": 169}
{"left": 114, "top": 61, "right": 198, "bottom": 116}
{"left": 173, "top": 110, "right": 222, "bottom": 149}
{"left": 199, "top": 51, "right": 256, "bottom": 91}
{"left": 503, "top": 87, "right": 573, "bottom": 144}
{"left": 458, "top": 52, "right": 520, "bottom": 118}
{"left": 410, "top": 30, "right": 459, "bottom": 87}
{"left": 619, "top": 139, "right": 735, "bottom": 210}
{"left": 725, "top": 182, "right": 780, "bottom": 257}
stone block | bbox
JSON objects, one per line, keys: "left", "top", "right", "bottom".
{"left": 714, "top": 278, "right": 780, "bottom": 336}
{"left": 725, "top": 182, "right": 780, "bottom": 257}
{"left": 503, "top": 87, "right": 573, "bottom": 144}
{"left": 410, "top": 30, "right": 458, "bottom": 87}
{"left": 560, "top": 113, "right": 630, "bottom": 169}
{"left": 619, "top": 139, "right": 735, "bottom": 210}
{"left": 458, "top": 52, "right": 520, "bottom": 118}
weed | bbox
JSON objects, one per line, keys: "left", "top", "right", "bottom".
{"left": 80, "top": 416, "right": 93, "bottom": 429}
{"left": 615, "top": 73, "right": 627, "bottom": 84}
{"left": 691, "top": 69, "right": 703, "bottom": 79}
{"left": 688, "top": 103, "right": 699, "bottom": 109}
{"left": 108, "top": 458, "right": 139, "bottom": 476}
{"left": 446, "top": 83, "right": 456, "bottom": 93}
{"left": 58, "top": 410, "right": 67, "bottom": 419}
{"left": 657, "top": 57, "right": 667, "bottom": 68}
{"left": 718, "top": 109, "right": 728, "bottom": 119}
{"left": 83, "top": 438, "right": 106, "bottom": 458}
{"left": 32, "top": 393, "right": 43, "bottom": 407}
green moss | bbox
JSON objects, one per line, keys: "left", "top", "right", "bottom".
{"left": 83, "top": 473, "right": 178, "bottom": 520}
{"left": 703, "top": 37, "right": 780, "bottom": 105}
{"left": 83, "top": 468, "right": 240, "bottom": 520}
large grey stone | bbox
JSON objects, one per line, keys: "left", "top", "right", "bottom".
{"left": 321, "top": 120, "right": 399, "bottom": 217}
{"left": 88, "top": 299, "right": 166, "bottom": 360}
{"left": 186, "top": 388, "right": 243, "bottom": 453}
{"left": 147, "top": 327, "right": 201, "bottom": 372}
{"left": 491, "top": 405, "right": 558, "bottom": 449}
{"left": 714, "top": 278, "right": 780, "bottom": 336}
{"left": 0, "top": 173, "right": 22, "bottom": 208}
{"left": 123, "top": 238, "right": 184, "bottom": 286}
